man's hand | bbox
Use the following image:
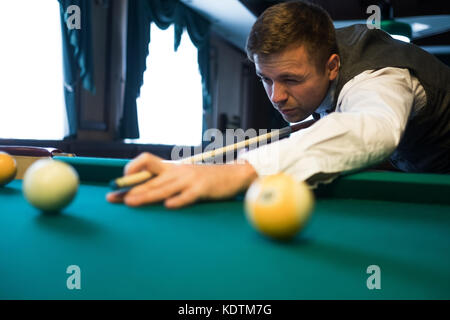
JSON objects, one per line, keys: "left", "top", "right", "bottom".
{"left": 106, "top": 152, "right": 258, "bottom": 208}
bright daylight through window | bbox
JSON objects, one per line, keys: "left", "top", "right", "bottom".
{"left": 130, "top": 23, "right": 204, "bottom": 146}
{"left": 0, "top": 1, "right": 66, "bottom": 139}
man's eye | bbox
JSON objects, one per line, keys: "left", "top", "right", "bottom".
{"left": 259, "top": 77, "right": 271, "bottom": 84}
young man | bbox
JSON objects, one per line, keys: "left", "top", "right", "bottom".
{"left": 107, "top": 1, "right": 450, "bottom": 208}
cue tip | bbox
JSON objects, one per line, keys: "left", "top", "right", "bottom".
{"left": 109, "top": 180, "right": 119, "bottom": 190}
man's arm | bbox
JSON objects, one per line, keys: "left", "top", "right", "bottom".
{"left": 106, "top": 152, "right": 258, "bottom": 208}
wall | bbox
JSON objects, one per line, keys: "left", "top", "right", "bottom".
{"left": 207, "top": 33, "right": 249, "bottom": 131}
{"left": 76, "top": 0, "right": 127, "bottom": 141}
{"left": 207, "top": 32, "right": 283, "bottom": 133}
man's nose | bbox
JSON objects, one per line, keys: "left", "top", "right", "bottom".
{"left": 270, "top": 82, "right": 288, "bottom": 105}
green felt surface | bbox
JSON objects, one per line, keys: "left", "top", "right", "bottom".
{"left": 1, "top": 178, "right": 449, "bottom": 299}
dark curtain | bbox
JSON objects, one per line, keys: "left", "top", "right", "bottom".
{"left": 58, "top": 0, "right": 95, "bottom": 138}
{"left": 120, "top": 0, "right": 211, "bottom": 139}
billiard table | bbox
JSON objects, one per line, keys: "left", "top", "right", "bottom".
{"left": 1, "top": 156, "right": 449, "bottom": 300}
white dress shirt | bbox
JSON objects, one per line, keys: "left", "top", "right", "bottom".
{"left": 238, "top": 67, "right": 427, "bottom": 186}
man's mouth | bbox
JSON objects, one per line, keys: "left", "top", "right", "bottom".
{"left": 279, "top": 108, "right": 296, "bottom": 116}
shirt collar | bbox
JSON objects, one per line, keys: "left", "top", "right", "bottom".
{"left": 313, "top": 78, "right": 337, "bottom": 119}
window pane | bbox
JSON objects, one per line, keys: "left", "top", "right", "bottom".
{"left": 0, "top": 1, "right": 66, "bottom": 139}
{"left": 132, "top": 23, "right": 203, "bottom": 146}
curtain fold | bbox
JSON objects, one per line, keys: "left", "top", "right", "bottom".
{"left": 120, "top": 0, "right": 211, "bottom": 140}
{"left": 58, "top": 0, "right": 95, "bottom": 138}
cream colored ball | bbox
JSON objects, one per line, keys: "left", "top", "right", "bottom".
{"left": 23, "top": 159, "right": 79, "bottom": 212}
{"left": 245, "top": 173, "right": 314, "bottom": 239}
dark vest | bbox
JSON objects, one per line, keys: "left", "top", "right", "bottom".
{"left": 333, "top": 24, "right": 450, "bottom": 173}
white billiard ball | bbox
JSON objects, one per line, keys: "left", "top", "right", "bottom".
{"left": 23, "top": 159, "right": 79, "bottom": 212}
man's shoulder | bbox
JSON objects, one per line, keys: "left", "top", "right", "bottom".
{"left": 335, "top": 24, "right": 366, "bottom": 32}
{"left": 335, "top": 24, "right": 386, "bottom": 43}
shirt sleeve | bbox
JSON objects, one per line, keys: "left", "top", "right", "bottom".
{"left": 238, "top": 67, "right": 415, "bottom": 185}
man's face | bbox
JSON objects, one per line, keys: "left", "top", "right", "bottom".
{"left": 254, "top": 45, "right": 333, "bottom": 123}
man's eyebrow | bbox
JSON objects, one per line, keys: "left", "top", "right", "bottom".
{"left": 256, "top": 72, "right": 306, "bottom": 79}
{"left": 278, "top": 72, "right": 306, "bottom": 79}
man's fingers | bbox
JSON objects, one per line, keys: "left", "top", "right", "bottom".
{"left": 124, "top": 152, "right": 165, "bottom": 176}
{"left": 125, "top": 169, "right": 180, "bottom": 197}
{"left": 109, "top": 182, "right": 205, "bottom": 209}
{"left": 123, "top": 177, "right": 190, "bottom": 207}
{"left": 164, "top": 188, "right": 201, "bottom": 209}
{"left": 109, "top": 162, "right": 257, "bottom": 208}
{"left": 106, "top": 190, "right": 128, "bottom": 203}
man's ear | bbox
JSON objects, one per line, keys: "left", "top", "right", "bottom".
{"left": 327, "top": 54, "right": 340, "bottom": 81}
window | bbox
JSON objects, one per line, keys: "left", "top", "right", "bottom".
{"left": 130, "top": 23, "right": 203, "bottom": 146}
{"left": 0, "top": 1, "right": 66, "bottom": 139}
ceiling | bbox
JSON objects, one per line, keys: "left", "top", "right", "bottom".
{"left": 239, "top": 0, "right": 449, "bottom": 20}
{"left": 181, "top": 0, "right": 450, "bottom": 50}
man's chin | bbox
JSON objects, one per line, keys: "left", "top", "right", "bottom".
{"left": 282, "top": 113, "right": 305, "bottom": 124}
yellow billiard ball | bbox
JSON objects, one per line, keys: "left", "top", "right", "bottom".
{"left": 244, "top": 173, "right": 314, "bottom": 240}
{"left": 22, "top": 159, "right": 79, "bottom": 212}
{"left": 0, "top": 152, "right": 17, "bottom": 186}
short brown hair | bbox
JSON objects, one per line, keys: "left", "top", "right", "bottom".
{"left": 246, "top": 0, "right": 338, "bottom": 72}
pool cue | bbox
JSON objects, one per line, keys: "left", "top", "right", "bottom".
{"left": 110, "top": 119, "right": 316, "bottom": 190}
